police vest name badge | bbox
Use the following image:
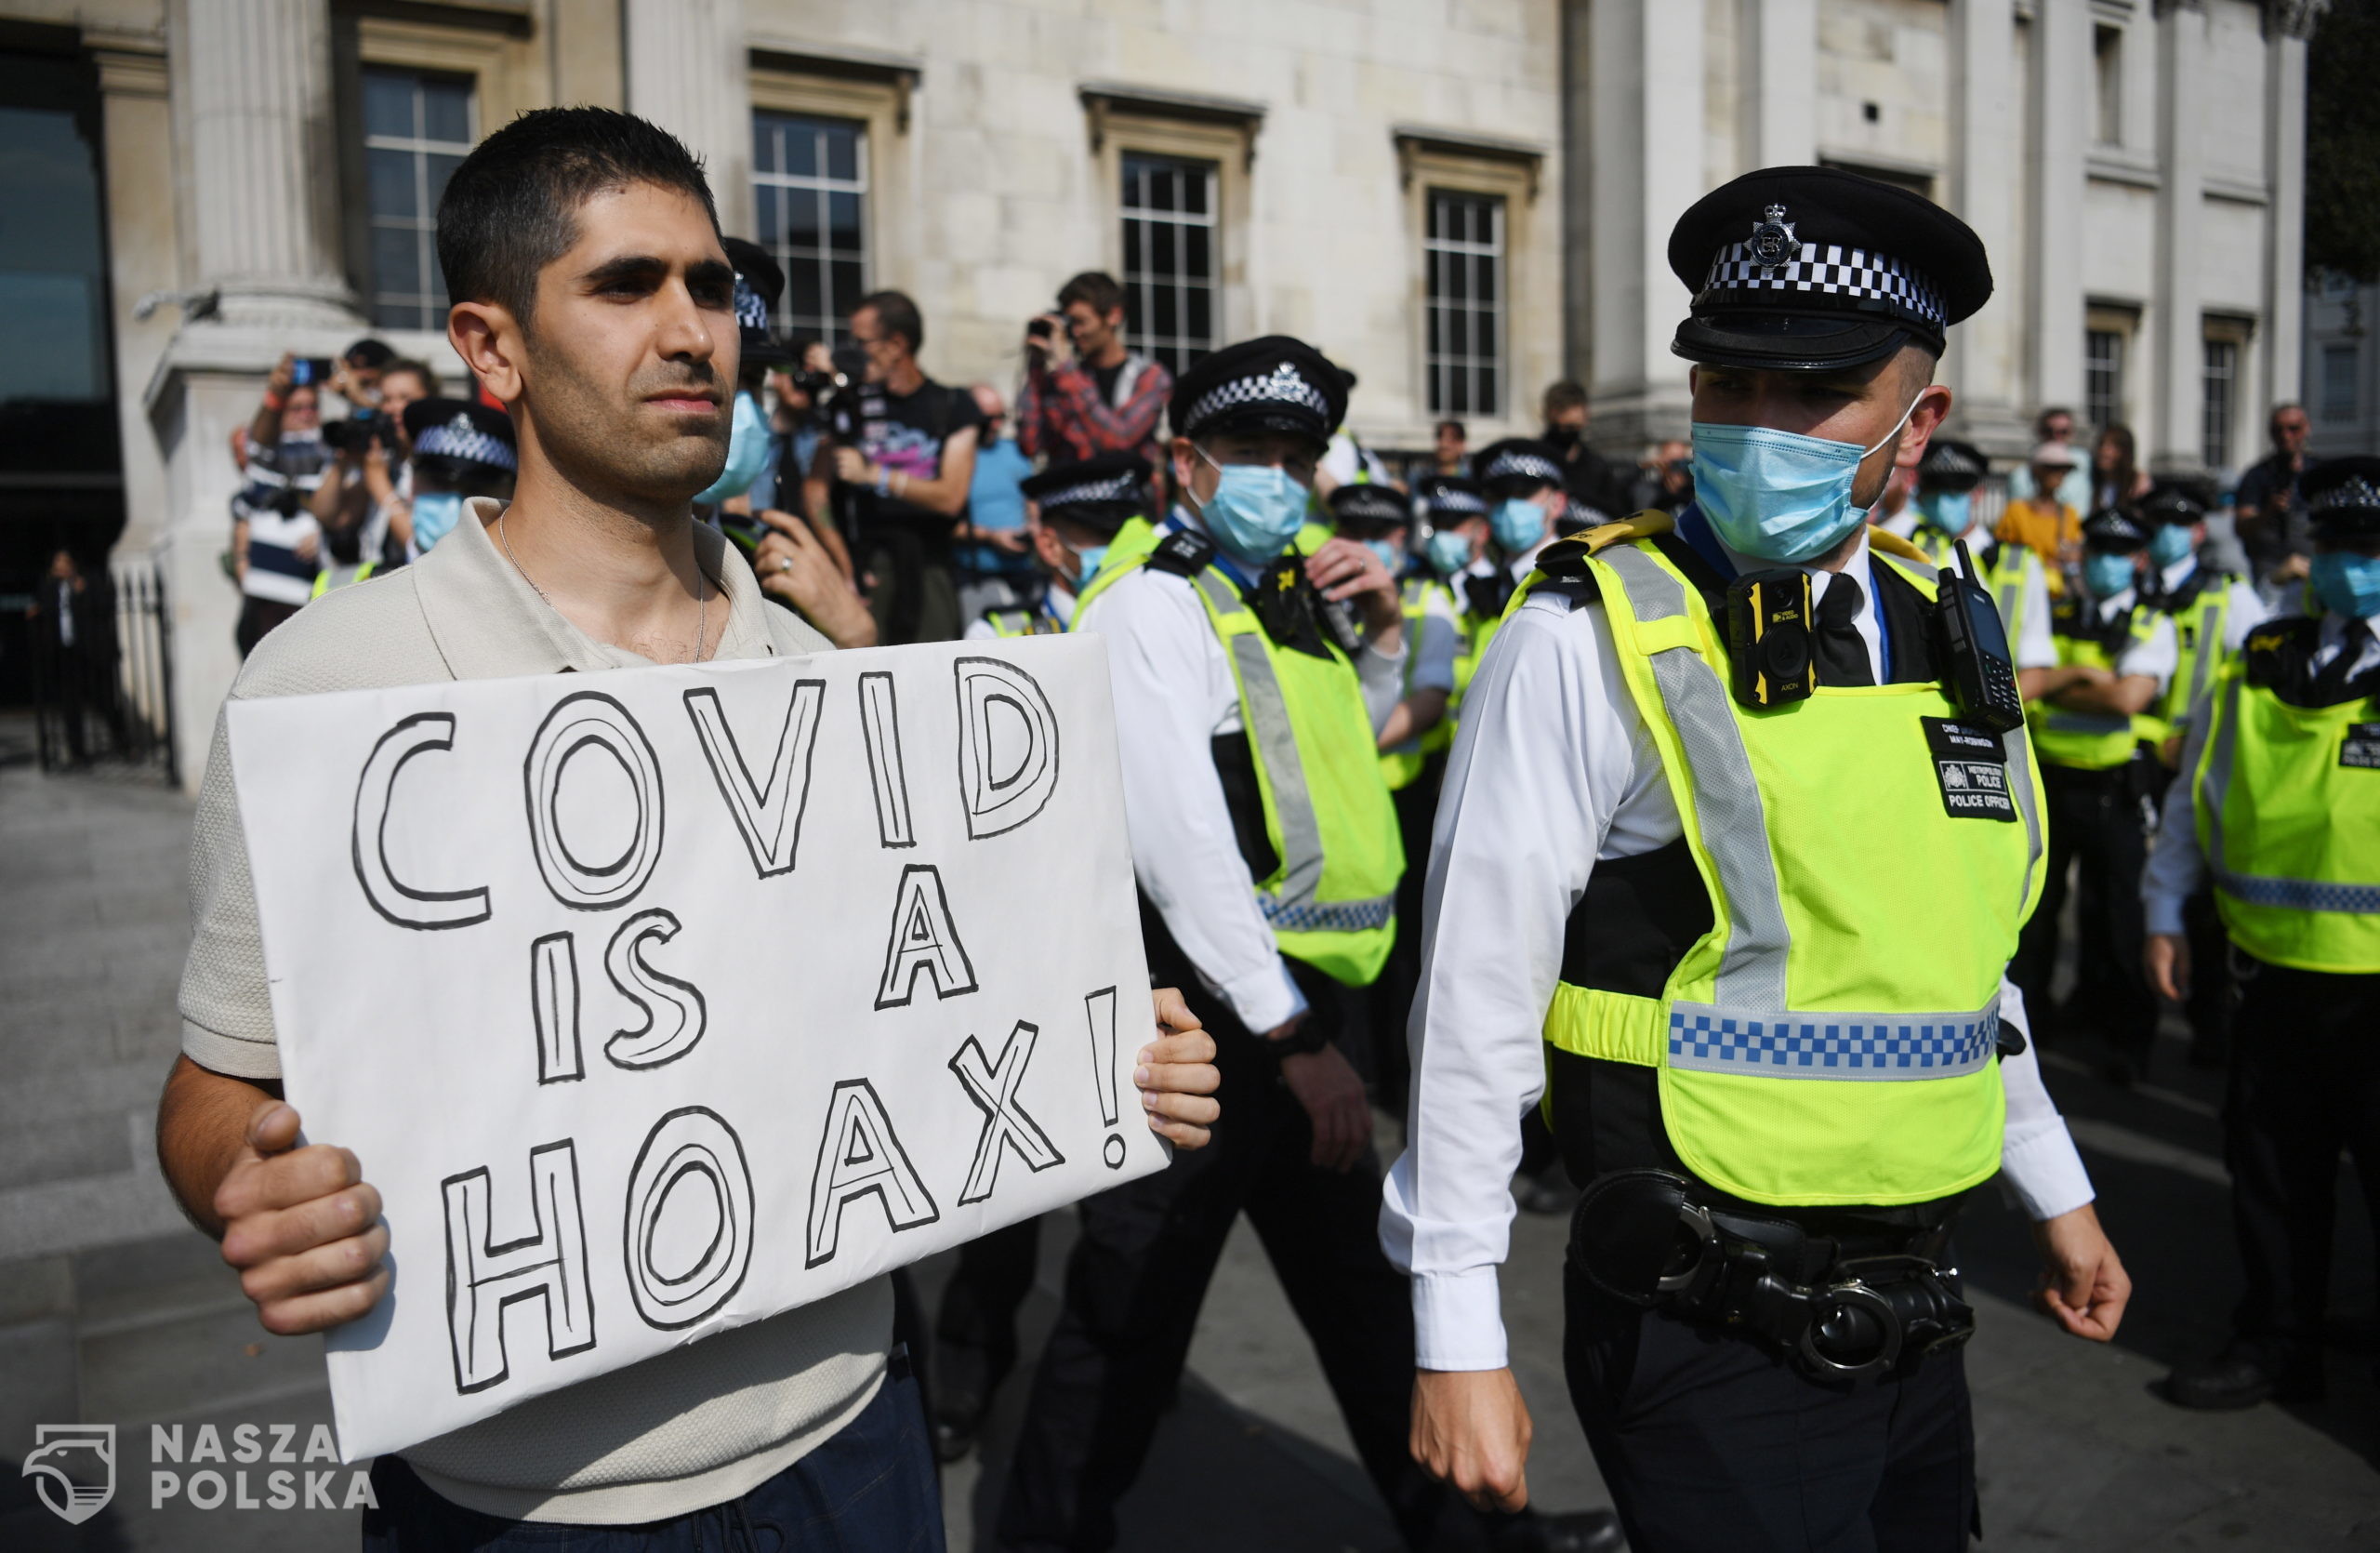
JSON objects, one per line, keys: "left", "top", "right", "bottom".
{"left": 1922, "top": 717, "right": 2017, "bottom": 821}
{"left": 2345, "top": 722, "right": 2380, "bottom": 772}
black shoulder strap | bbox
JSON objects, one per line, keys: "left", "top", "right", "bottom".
{"left": 2242, "top": 616, "right": 2321, "bottom": 693}
{"left": 1147, "top": 527, "right": 1215, "bottom": 578}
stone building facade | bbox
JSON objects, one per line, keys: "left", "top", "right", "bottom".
{"left": 0, "top": 0, "right": 2320, "bottom": 786}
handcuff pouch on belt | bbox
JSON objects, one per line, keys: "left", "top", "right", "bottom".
{"left": 1567, "top": 1168, "right": 1975, "bottom": 1382}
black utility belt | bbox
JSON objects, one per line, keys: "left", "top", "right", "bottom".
{"left": 1567, "top": 1170, "right": 1974, "bottom": 1382}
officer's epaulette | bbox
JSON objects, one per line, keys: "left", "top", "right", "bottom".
{"left": 2241, "top": 615, "right": 2322, "bottom": 690}
{"left": 1526, "top": 511, "right": 1682, "bottom": 605}
{"left": 1146, "top": 528, "right": 1214, "bottom": 577}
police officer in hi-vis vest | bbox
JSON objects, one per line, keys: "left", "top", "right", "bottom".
{"left": 2007, "top": 507, "right": 2177, "bottom": 1083}
{"left": 1906, "top": 437, "right": 2059, "bottom": 699}
{"left": 998, "top": 337, "right": 1618, "bottom": 1553}
{"left": 2145, "top": 457, "right": 2380, "bottom": 1411}
{"left": 963, "top": 452, "right": 1151, "bottom": 642}
{"left": 1383, "top": 167, "right": 2130, "bottom": 1553}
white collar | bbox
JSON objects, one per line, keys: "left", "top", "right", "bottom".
{"left": 2160, "top": 554, "right": 2198, "bottom": 593}
{"left": 2094, "top": 587, "right": 2138, "bottom": 620}
{"left": 1047, "top": 583, "right": 1078, "bottom": 629}
{"left": 1712, "top": 523, "right": 1879, "bottom": 603}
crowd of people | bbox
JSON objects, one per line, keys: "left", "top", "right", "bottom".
{"left": 169, "top": 106, "right": 2380, "bottom": 1553}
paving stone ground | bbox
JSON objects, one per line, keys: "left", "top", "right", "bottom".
{"left": 4, "top": 757, "right": 2376, "bottom": 1550}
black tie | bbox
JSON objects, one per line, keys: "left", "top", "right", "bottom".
{"left": 1814, "top": 575, "right": 1873, "bottom": 686}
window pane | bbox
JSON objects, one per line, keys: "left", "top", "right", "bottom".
{"left": 826, "top": 126, "right": 858, "bottom": 182}
{"left": 366, "top": 147, "right": 416, "bottom": 219}
{"left": 827, "top": 191, "right": 862, "bottom": 254}
{"left": 1185, "top": 285, "right": 1211, "bottom": 343}
{"left": 1478, "top": 365, "right": 1499, "bottom": 417}
{"left": 752, "top": 118, "right": 775, "bottom": 173}
{"left": 373, "top": 226, "right": 420, "bottom": 300}
{"left": 829, "top": 259, "right": 865, "bottom": 319}
{"left": 1153, "top": 285, "right": 1178, "bottom": 339}
{"left": 789, "top": 263, "right": 824, "bottom": 328}
{"left": 1123, "top": 220, "right": 1142, "bottom": 274}
{"left": 1184, "top": 172, "right": 1209, "bottom": 216}
{"left": 423, "top": 81, "right": 470, "bottom": 145}
{"left": 754, "top": 185, "right": 778, "bottom": 250}
{"left": 785, "top": 190, "right": 822, "bottom": 251}
{"left": 784, "top": 123, "right": 817, "bottom": 179}
{"left": 1184, "top": 224, "right": 1210, "bottom": 280}
{"left": 425, "top": 153, "right": 464, "bottom": 206}
{"left": 364, "top": 72, "right": 415, "bottom": 139}
{"left": 1152, "top": 223, "right": 1176, "bottom": 275}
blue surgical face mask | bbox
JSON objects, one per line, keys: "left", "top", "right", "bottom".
{"left": 1688, "top": 393, "right": 1923, "bottom": 563}
{"left": 2083, "top": 551, "right": 2138, "bottom": 600}
{"left": 1364, "top": 538, "right": 1406, "bottom": 575}
{"left": 1917, "top": 490, "right": 1973, "bottom": 537}
{"left": 1070, "top": 543, "right": 1109, "bottom": 591}
{"left": 1492, "top": 497, "right": 1546, "bottom": 554}
{"left": 2147, "top": 524, "right": 2196, "bottom": 568}
{"left": 1425, "top": 528, "right": 1474, "bottom": 577}
{"left": 694, "top": 391, "right": 771, "bottom": 505}
{"left": 411, "top": 490, "right": 465, "bottom": 553}
{"left": 2311, "top": 551, "right": 2380, "bottom": 619}
{"left": 1193, "top": 446, "right": 1309, "bottom": 566}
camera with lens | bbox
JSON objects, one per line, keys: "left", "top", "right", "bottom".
{"left": 322, "top": 412, "right": 396, "bottom": 456}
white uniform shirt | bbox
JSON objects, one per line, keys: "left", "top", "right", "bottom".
{"left": 1928, "top": 525, "right": 2058, "bottom": 671}
{"left": 961, "top": 581, "right": 1076, "bottom": 641}
{"left": 2156, "top": 556, "right": 2268, "bottom": 655}
{"left": 2081, "top": 587, "right": 2182, "bottom": 687}
{"left": 1379, "top": 523, "right": 2096, "bottom": 1372}
{"left": 2143, "top": 608, "right": 2380, "bottom": 935}
{"left": 1079, "top": 511, "right": 1408, "bottom": 1034}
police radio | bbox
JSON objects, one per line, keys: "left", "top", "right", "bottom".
{"left": 1932, "top": 540, "right": 2026, "bottom": 733}
{"left": 1726, "top": 569, "right": 1817, "bottom": 709}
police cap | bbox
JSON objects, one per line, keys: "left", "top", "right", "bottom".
{"left": 1668, "top": 166, "right": 1992, "bottom": 372}
{"left": 1475, "top": 438, "right": 1566, "bottom": 498}
{"left": 1327, "top": 483, "right": 1411, "bottom": 533}
{"left": 403, "top": 397, "right": 517, "bottom": 474}
{"left": 1021, "top": 452, "right": 1148, "bottom": 538}
{"left": 721, "top": 238, "right": 793, "bottom": 366}
{"left": 2081, "top": 507, "right": 2149, "bottom": 554}
{"left": 2140, "top": 477, "right": 2213, "bottom": 527}
{"left": 1170, "top": 336, "right": 1348, "bottom": 449}
{"left": 1416, "top": 473, "right": 1487, "bottom": 520}
{"left": 2304, "top": 456, "right": 2380, "bottom": 542}
{"left": 1917, "top": 437, "right": 1988, "bottom": 495}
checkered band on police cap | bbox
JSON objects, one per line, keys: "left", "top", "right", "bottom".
{"left": 1183, "top": 361, "right": 1334, "bottom": 436}
{"left": 415, "top": 413, "right": 518, "bottom": 471}
{"left": 1701, "top": 241, "right": 1947, "bottom": 331}
{"left": 1423, "top": 484, "right": 1487, "bottom": 516}
{"left": 2324, "top": 475, "right": 2380, "bottom": 511}
{"left": 1037, "top": 470, "right": 1143, "bottom": 511}
{"left": 734, "top": 274, "right": 771, "bottom": 333}
{"left": 1482, "top": 448, "right": 1563, "bottom": 487}
{"left": 1922, "top": 441, "right": 1984, "bottom": 484}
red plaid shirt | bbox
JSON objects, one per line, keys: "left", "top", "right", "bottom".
{"left": 1016, "top": 352, "right": 1173, "bottom": 472}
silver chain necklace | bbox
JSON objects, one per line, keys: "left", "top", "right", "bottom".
{"left": 499, "top": 511, "right": 710, "bottom": 663}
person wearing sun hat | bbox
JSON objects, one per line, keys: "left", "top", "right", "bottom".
{"left": 1384, "top": 166, "right": 2124, "bottom": 1551}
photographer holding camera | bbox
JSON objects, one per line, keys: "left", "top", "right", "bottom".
{"left": 1016, "top": 270, "right": 1171, "bottom": 483}
{"left": 231, "top": 353, "right": 335, "bottom": 655}
{"left": 801, "top": 290, "right": 981, "bottom": 644}
{"left": 308, "top": 357, "right": 439, "bottom": 564}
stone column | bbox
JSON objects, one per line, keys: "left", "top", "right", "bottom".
{"left": 177, "top": 0, "right": 353, "bottom": 328}
{"left": 1582, "top": 0, "right": 1704, "bottom": 448}
{"left": 1946, "top": 0, "right": 2030, "bottom": 458}
{"left": 2028, "top": 0, "right": 2091, "bottom": 419}
{"left": 88, "top": 27, "right": 178, "bottom": 556}
{"left": 625, "top": 0, "right": 754, "bottom": 238}
{"left": 2151, "top": 4, "right": 2209, "bottom": 472}
{"left": 2264, "top": 2, "right": 2320, "bottom": 418}
{"left": 1742, "top": 0, "right": 1818, "bottom": 169}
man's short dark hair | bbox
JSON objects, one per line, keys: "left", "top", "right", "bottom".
{"left": 437, "top": 107, "right": 718, "bottom": 328}
{"left": 381, "top": 357, "right": 442, "bottom": 394}
{"left": 855, "top": 290, "right": 924, "bottom": 353}
{"left": 1542, "top": 379, "right": 1589, "bottom": 418}
{"left": 344, "top": 338, "right": 396, "bottom": 370}
{"left": 1057, "top": 271, "right": 1127, "bottom": 318}
{"left": 2034, "top": 405, "right": 2075, "bottom": 436}
{"left": 1435, "top": 418, "right": 1466, "bottom": 441}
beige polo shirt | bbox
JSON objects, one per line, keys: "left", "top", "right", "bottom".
{"left": 178, "top": 499, "right": 892, "bottom": 1524}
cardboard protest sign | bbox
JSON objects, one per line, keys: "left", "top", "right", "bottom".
{"left": 227, "top": 636, "right": 1162, "bottom": 1461}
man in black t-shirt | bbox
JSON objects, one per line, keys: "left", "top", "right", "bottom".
{"left": 804, "top": 290, "right": 983, "bottom": 643}
{"left": 2234, "top": 402, "right": 2319, "bottom": 591}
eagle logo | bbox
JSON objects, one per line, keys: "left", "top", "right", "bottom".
{"left": 22, "top": 1425, "right": 115, "bottom": 1525}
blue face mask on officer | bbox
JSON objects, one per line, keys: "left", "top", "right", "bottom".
{"left": 694, "top": 391, "right": 770, "bottom": 506}
{"left": 1492, "top": 497, "right": 1546, "bottom": 554}
{"left": 2312, "top": 550, "right": 2380, "bottom": 619}
{"left": 2082, "top": 551, "right": 2139, "bottom": 600}
{"left": 1425, "top": 528, "right": 1474, "bottom": 577}
{"left": 2147, "top": 524, "right": 2196, "bottom": 568}
{"left": 1069, "top": 543, "right": 1109, "bottom": 591}
{"left": 1689, "top": 391, "right": 1924, "bottom": 564}
{"left": 1193, "top": 445, "right": 1310, "bottom": 565}
{"left": 1363, "top": 538, "right": 1406, "bottom": 575}
{"left": 1916, "top": 490, "right": 1972, "bottom": 537}
{"left": 410, "top": 490, "right": 465, "bottom": 553}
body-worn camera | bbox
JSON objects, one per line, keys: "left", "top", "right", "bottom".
{"left": 1726, "top": 568, "right": 1818, "bottom": 709}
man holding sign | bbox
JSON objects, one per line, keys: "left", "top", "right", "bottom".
{"left": 156, "top": 107, "right": 1217, "bottom": 1549}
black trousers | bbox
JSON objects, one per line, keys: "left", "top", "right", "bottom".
{"left": 994, "top": 981, "right": 1474, "bottom": 1551}
{"left": 1564, "top": 1269, "right": 1975, "bottom": 1553}
{"left": 2182, "top": 885, "right": 2234, "bottom": 1056}
{"left": 2010, "top": 760, "right": 2159, "bottom": 1059}
{"left": 933, "top": 1215, "right": 1043, "bottom": 1419}
{"left": 2225, "top": 951, "right": 2380, "bottom": 1345}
